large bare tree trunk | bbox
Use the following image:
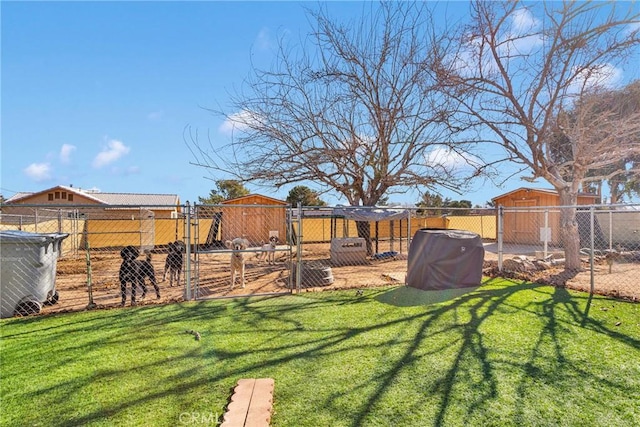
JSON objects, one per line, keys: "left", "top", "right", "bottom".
{"left": 558, "top": 188, "right": 582, "bottom": 271}
{"left": 355, "top": 220, "right": 373, "bottom": 256}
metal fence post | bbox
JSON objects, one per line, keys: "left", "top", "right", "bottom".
{"left": 590, "top": 206, "right": 595, "bottom": 294}
{"left": 185, "top": 201, "right": 192, "bottom": 301}
{"left": 543, "top": 209, "right": 549, "bottom": 259}
{"left": 498, "top": 205, "right": 504, "bottom": 272}
{"left": 608, "top": 210, "right": 613, "bottom": 252}
{"left": 408, "top": 211, "right": 412, "bottom": 249}
{"left": 296, "top": 202, "right": 303, "bottom": 293}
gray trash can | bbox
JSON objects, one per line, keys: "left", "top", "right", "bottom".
{"left": 1, "top": 230, "right": 69, "bottom": 318}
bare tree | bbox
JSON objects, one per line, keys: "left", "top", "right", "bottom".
{"left": 579, "top": 81, "right": 640, "bottom": 203}
{"left": 440, "top": 0, "right": 640, "bottom": 271}
{"left": 187, "top": 2, "right": 484, "bottom": 207}
{"left": 550, "top": 81, "right": 640, "bottom": 202}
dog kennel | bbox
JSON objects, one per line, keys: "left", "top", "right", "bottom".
{"left": 406, "top": 228, "right": 484, "bottom": 291}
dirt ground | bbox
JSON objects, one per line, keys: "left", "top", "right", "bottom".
{"left": 483, "top": 247, "right": 640, "bottom": 302}
{"left": 41, "top": 242, "right": 639, "bottom": 316}
{"left": 43, "top": 244, "right": 409, "bottom": 316}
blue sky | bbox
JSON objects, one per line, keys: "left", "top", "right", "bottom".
{"left": 1, "top": 1, "right": 638, "bottom": 207}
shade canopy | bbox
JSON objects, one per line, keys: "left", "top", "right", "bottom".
{"left": 332, "top": 207, "right": 410, "bottom": 222}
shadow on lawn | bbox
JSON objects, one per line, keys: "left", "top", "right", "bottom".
{"left": 350, "top": 279, "right": 639, "bottom": 427}
{"left": 3, "top": 280, "right": 639, "bottom": 427}
{"left": 153, "top": 283, "right": 638, "bottom": 427}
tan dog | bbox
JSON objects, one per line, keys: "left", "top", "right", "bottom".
{"left": 257, "top": 236, "right": 279, "bottom": 264}
{"left": 226, "top": 238, "right": 250, "bottom": 289}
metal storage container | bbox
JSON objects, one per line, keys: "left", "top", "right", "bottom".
{"left": 330, "top": 237, "right": 367, "bottom": 265}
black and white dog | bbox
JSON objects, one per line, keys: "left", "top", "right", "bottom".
{"left": 162, "top": 240, "right": 185, "bottom": 287}
{"left": 257, "top": 235, "right": 279, "bottom": 264}
{"left": 119, "top": 246, "right": 160, "bottom": 306}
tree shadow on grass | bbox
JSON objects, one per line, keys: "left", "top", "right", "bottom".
{"left": 3, "top": 279, "right": 639, "bottom": 427}
{"left": 335, "top": 278, "right": 640, "bottom": 427}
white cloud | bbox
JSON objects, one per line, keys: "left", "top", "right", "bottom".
{"left": 92, "top": 139, "right": 130, "bottom": 168}
{"left": 453, "top": 7, "right": 542, "bottom": 76}
{"left": 108, "top": 165, "right": 140, "bottom": 176}
{"left": 219, "top": 110, "right": 259, "bottom": 135}
{"left": 570, "top": 63, "right": 623, "bottom": 94}
{"left": 627, "top": 21, "right": 640, "bottom": 35}
{"left": 425, "top": 147, "right": 481, "bottom": 171}
{"left": 24, "top": 162, "right": 52, "bottom": 182}
{"left": 59, "top": 144, "right": 76, "bottom": 164}
{"left": 505, "top": 8, "right": 542, "bottom": 54}
{"left": 147, "top": 110, "right": 163, "bottom": 121}
{"left": 255, "top": 27, "right": 275, "bottom": 51}
{"left": 511, "top": 8, "right": 538, "bottom": 31}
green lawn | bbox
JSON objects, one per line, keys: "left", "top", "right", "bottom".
{"left": 1, "top": 278, "right": 639, "bottom": 427}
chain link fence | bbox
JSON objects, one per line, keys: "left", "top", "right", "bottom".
{"left": 290, "top": 206, "right": 495, "bottom": 290}
{"left": 495, "top": 204, "right": 640, "bottom": 300}
{"left": 0, "top": 205, "right": 185, "bottom": 316}
{"left": 2, "top": 202, "right": 637, "bottom": 317}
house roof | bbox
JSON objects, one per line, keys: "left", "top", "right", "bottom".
{"left": 4, "top": 185, "right": 179, "bottom": 208}
{"left": 222, "top": 194, "right": 288, "bottom": 205}
{"left": 93, "top": 192, "right": 180, "bottom": 206}
{"left": 491, "top": 187, "right": 599, "bottom": 201}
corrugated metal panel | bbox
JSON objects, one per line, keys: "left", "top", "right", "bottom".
{"left": 83, "top": 193, "right": 179, "bottom": 207}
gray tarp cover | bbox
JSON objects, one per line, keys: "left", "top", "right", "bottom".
{"left": 406, "top": 228, "right": 484, "bottom": 290}
{"left": 332, "top": 207, "right": 409, "bottom": 221}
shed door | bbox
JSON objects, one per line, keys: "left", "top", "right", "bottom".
{"left": 514, "top": 200, "right": 538, "bottom": 244}
{"left": 243, "top": 210, "right": 266, "bottom": 244}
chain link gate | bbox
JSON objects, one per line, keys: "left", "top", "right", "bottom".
{"left": 187, "top": 203, "right": 294, "bottom": 300}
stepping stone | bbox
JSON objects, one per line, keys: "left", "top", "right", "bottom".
{"left": 221, "top": 378, "right": 274, "bottom": 427}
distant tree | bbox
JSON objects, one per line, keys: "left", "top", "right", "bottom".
{"left": 417, "top": 191, "right": 445, "bottom": 207}
{"left": 198, "top": 180, "right": 249, "bottom": 204}
{"left": 415, "top": 192, "right": 472, "bottom": 215}
{"left": 198, "top": 190, "right": 224, "bottom": 205}
{"left": 444, "top": 199, "right": 471, "bottom": 209}
{"left": 286, "top": 185, "right": 327, "bottom": 206}
{"left": 444, "top": 199, "right": 472, "bottom": 215}
{"left": 415, "top": 191, "right": 445, "bottom": 216}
